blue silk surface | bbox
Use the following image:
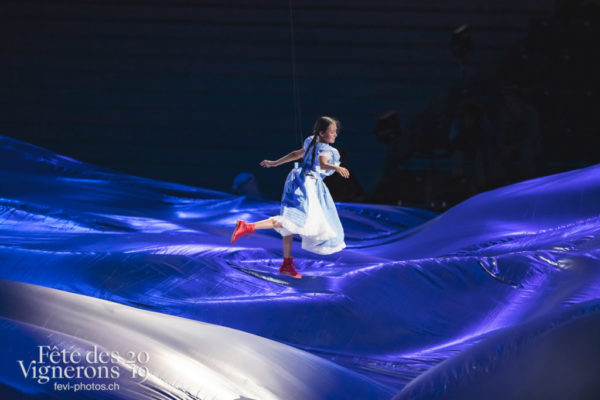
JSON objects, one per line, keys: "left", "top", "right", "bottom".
{"left": 1, "top": 135, "right": 599, "bottom": 399}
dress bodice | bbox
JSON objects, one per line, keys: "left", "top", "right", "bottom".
{"left": 301, "top": 135, "right": 340, "bottom": 177}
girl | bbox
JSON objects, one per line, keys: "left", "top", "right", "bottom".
{"left": 231, "top": 116, "right": 350, "bottom": 278}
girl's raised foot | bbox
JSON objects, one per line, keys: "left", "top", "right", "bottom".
{"left": 231, "top": 220, "right": 255, "bottom": 244}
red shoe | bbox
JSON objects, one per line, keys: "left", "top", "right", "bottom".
{"left": 231, "top": 220, "right": 255, "bottom": 244}
{"left": 279, "top": 257, "right": 302, "bottom": 278}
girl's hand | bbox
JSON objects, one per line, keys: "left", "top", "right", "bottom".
{"left": 260, "top": 160, "right": 276, "bottom": 168}
{"left": 336, "top": 166, "right": 350, "bottom": 179}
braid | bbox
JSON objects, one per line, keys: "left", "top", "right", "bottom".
{"left": 310, "top": 133, "right": 317, "bottom": 171}
{"left": 303, "top": 134, "right": 318, "bottom": 171}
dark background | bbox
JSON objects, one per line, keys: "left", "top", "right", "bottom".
{"left": 1, "top": 0, "right": 598, "bottom": 208}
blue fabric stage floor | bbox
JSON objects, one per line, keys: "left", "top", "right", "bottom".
{"left": 1, "top": 135, "right": 599, "bottom": 399}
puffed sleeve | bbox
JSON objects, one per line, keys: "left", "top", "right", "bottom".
{"left": 318, "top": 148, "right": 333, "bottom": 161}
{"left": 316, "top": 143, "right": 339, "bottom": 177}
{"left": 318, "top": 143, "right": 337, "bottom": 163}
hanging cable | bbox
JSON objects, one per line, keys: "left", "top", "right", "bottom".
{"left": 288, "top": 0, "right": 303, "bottom": 147}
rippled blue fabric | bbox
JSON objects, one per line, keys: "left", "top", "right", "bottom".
{"left": 0, "top": 134, "right": 599, "bottom": 399}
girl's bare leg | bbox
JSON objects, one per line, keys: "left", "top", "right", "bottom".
{"left": 247, "top": 218, "right": 293, "bottom": 257}
{"left": 252, "top": 217, "right": 283, "bottom": 230}
{"left": 283, "top": 235, "right": 293, "bottom": 258}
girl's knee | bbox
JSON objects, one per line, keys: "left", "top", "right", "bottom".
{"left": 270, "top": 217, "right": 283, "bottom": 228}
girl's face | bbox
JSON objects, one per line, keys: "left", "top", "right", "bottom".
{"left": 319, "top": 123, "right": 338, "bottom": 144}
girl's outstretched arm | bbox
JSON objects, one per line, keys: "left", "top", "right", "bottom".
{"left": 260, "top": 148, "right": 305, "bottom": 168}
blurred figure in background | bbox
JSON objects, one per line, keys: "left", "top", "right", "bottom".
{"left": 232, "top": 172, "right": 263, "bottom": 200}
{"left": 493, "top": 85, "right": 541, "bottom": 184}
{"left": 448, "top": 100, "right": 494, "bottom": 193}
{"left": 324, "top": 149, "right": 365, "bottom": 203}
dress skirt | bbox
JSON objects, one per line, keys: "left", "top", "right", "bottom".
{"left": 272, "top": 166, "right": 346, "bottom": 255}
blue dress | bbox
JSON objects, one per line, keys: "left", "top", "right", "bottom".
{"left": 273, "top": 136, "right": 346, "bottom": 255}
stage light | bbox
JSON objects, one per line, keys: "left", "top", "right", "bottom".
{"left": 451, "top": 24, "right": 473, "bottom": 61}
